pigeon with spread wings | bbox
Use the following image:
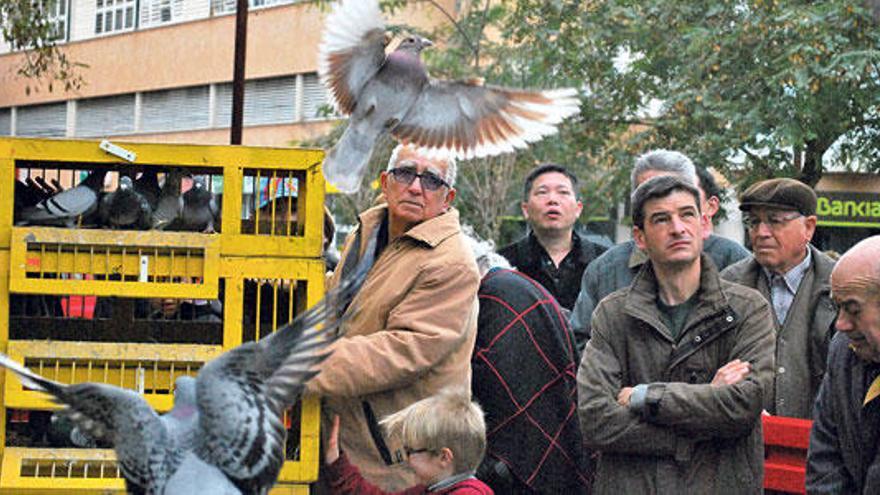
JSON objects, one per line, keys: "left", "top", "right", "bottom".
{"left": 318, "top": 0, "right": 581, "bottom": 193}
{"left": 0, "top": 262, "right": 368, "bottom": 494}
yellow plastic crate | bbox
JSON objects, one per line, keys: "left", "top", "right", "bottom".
{"left": 0, "top": 138, "right": 329, "bottom": 492}
{"left": 0, "top": 137, "right": 327, "bottom": 260}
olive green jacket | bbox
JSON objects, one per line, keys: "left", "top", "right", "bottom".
{"left": 577, "top": 255, "right": 775, "bottom": 494}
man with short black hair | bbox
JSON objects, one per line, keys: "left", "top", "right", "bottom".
{"left": 499, "top": 163, "right": 606, "bottom": 310}
{"left": 721, "top": 178, "right": 836, "bottom": 419}
{"left": 577, "top": 174, "right": 774, "bottom": 494}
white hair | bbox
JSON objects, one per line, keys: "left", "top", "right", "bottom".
{"left": 387, "top": 144, "right": 458, "bottom": 187}
{"left": 461, "top": 225, "right": 512, "bottom": 276}
{"left": 630, "top": 149, "right": 697, "bottom": 192}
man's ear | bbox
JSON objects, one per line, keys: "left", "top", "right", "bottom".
{"left": 804, "top": 215, "right": 817, "bottom": 242}
{"left": 520, "top": 201, "right": 529, "bottom": 220}
{"left": 444, "top": 188, "right": 456, "bottom": 208}
{"left": 705, "top": 196, "right": 720, "bottom": 219}
{"left": 633, "top": 226, "right": 647, "bottom": 251}
{"left": 380, "top": 171, "right": 390, "bottom": 196}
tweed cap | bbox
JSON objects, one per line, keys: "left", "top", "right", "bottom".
{"left": 739, "top": 178, "right": 817, "bottom": 216}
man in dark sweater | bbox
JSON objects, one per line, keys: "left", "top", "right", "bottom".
{"left": 499, "top": 164, "right": 607, "bottom": 310}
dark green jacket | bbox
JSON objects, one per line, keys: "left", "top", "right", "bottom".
{"left": 721, "top": 244, "right": 837, "bottom": 418}
{"left": 577, "top": 255, "right": 775, "bottom": 494}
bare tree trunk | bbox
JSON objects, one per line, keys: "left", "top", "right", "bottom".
{"left": 456, "top": 154, "right": 517, "bottom": 242}
{"left": 798, "top": 139, "right": 825, "bottom": 187}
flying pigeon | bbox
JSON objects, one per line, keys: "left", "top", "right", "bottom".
{"left": 18, "top": 169, "right": 108, "bottom": 227}
{"left": 178, "top": 175, "right": 220, "bottom": 233}
{"left": 0, "top": 261, "right": 368, "bottom": 494}
{"left": 318, "top": 0, "right": 581, "bottom": 193}
{"left": 99, "top": 175, "right": 153, "bottom": 230}
{"left": 152, "top": 169, "right": 185, "bottom": 230}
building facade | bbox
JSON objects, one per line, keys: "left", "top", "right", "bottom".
{"left": 0, "top": 0, "right": 454, "bottom": 146}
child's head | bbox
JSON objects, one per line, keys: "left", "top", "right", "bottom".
{"left": 381, "top": 388, "right": 486, "bottom": 484}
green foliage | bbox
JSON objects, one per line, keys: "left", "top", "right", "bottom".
{"left": 311, "top": 0, "right": 879, "bottom": 244}
{"left": 0, "top": 0, "right": 86, "bottom": 93}
{"left": 506, "top": 0, "right": 880, "bottom": 189}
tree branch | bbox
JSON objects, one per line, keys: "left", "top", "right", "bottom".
{"left": 423, "top": 0, "right": 479, "bottom": 60}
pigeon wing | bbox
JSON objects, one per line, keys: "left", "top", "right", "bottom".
{"left": 0, "top": 354, "right": 177, "bottom": 492}
{"left": 391, "top": 80, "right": 581, "bottom": 160}
{"left": 192, "top": 260, "right": 368, "bottom": 491}
{"left": 318, "top": 0, "right": 388, "bottom": 115}
{"left": 21, "top": 185, "right": 100, "bottom": 225}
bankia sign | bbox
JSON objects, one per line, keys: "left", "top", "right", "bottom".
{"left": 816, "top": 191, "right": 880, "bottom": 227}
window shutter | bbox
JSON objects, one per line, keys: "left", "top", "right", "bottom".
{"left": 302, "top": 72, "right": 332, "bottom": 121}
{"left": 76, "top": 94, "right": 135, "bottom": 137}
{"left": 141, "top": 86, "right": 210, "bottom": 132}
{"left": 215, "top": 76, "right": 296, "bottom": 127}
{"left": 17, "top": 103, "right": 67, "bottom": 137}
{"left": 0, "top": 108, "right": 10, "bottom": 135}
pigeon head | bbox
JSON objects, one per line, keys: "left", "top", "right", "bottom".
{"left": 396, "top": 35, "right": 432, "bottom": 55}
{"left": 119, "top": 176, "right": 133, "bottom": 190}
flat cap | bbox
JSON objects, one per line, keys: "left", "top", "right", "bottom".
{"left": 739, "top": 178, "right": 817, "bottom": 216}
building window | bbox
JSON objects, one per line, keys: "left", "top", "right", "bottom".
{"left": 211, "top": 0, "right": 294, "bottom": 16}
{"left": 215, "top": 76, "right": 296, "bottom": 127}
{"left": 95, "top": 0, "right": 135, "bottom": 35}
{"left": 301, "top": 72, "right": 334, "bottom": 121}
{"left": 0, "top": 108, "right": 11, "bottom": 136}
{"left": 44, "top": 0, "right": 69, "bottom": 41}
{"left": 140, "top": 0, "right": 183, "bottom": 28}
{"left": 141, "top": 86, "right": 210, "bottom": 133}
{"left": 17, "top": 103, "right": 67, "bottom": 137}
{"left": 76, "top": 94, "right": 136, "bottom": 137}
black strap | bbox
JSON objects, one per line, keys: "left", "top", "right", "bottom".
{"left": 361, "top": 401, "right": 394, "bottom": 465}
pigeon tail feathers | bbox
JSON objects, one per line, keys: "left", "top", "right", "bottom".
{"left": 323, "top": 123, "right": 378, "bottom": 193}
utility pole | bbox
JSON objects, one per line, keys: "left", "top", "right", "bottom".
{"left": 230, "top": 0, "right": 248, "bottom": 145}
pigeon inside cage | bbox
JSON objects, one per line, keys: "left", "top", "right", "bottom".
{"left": 14, "top": 165, "right": 224, "bottom": 233}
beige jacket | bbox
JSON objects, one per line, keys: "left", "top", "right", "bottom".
{"left": 308, "top": 205, "right": 480, "bottom": 490}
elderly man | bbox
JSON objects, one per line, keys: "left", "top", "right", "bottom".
{"left": 499, "top": 163, "right": 607, "bottom": 310}
{"left": 577, "top": 175, "right": 774, "bottom": 494}
{"left": 569, "top": 150, "right": 748, "bottom": 351}
{"left": 721, "top": 178, "right": 836, "bottom": 419}
{"left": 806, "top": 236, "right": 880, "bottom": 493}
{"left": 308, "top": 144, "right": 480, "bottom": 490}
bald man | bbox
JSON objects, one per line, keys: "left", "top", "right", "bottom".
{"left": 807, "top": 236, "right": 880, "bottom": 494}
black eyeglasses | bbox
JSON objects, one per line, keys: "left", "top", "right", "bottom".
{"left": 389, "top": 167, "right": 450, "bottom": 191}
{"left": 404, "top": 446, "right": 434, "bottom": 457}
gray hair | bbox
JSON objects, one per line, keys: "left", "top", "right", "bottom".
{"left": 387, "top": 144, "right": 458, "bottom": 187}
{"left": 630, "top": 149, "right": 697, "bottom": 192}
{"left": 461, "top": 225, "right": 512, "bottom": 276}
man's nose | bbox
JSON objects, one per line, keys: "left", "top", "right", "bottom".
{"left": 406, "top": 176, "right": 425, "bottom": 193}
{"left": 754, "top": 220, "right": 773, "bottom": 236}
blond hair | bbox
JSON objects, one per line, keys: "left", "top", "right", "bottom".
{"left": 380, "top": 388, "right": 486, "bottom": 473}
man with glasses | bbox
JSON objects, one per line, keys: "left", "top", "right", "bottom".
{"left": 721, "top": 178, "right": 837, "bottom": 419}
{"left": 308, "top": 144, "right": 480, "bottom": 490}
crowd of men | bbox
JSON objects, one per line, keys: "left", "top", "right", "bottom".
{"left": 310, "top": 143, "right": 880, "bottom": 494}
